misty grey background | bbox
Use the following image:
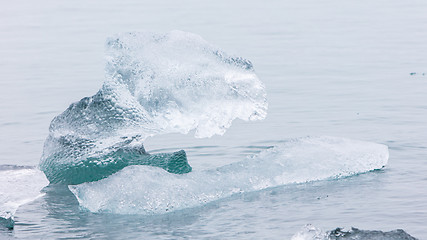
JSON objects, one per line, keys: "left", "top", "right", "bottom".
{"left": 1, "top": 0, "right": 426, "bottom": 239}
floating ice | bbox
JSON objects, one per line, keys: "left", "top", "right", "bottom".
{"left": 0, "top": 166, "right": 49, "bottom": 229}
{"left": 291, "top": 224, "right": 418, "bottom": 240}
{"left": 69, "top": 136, "right": 388, "bottom": 215}
{"left": 40, "top": 30, "right": 267, "bottom": 184}
{"left": 291, "top": 224, "right": 328, "bottom": 240}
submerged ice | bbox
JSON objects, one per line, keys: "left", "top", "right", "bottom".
{"left": 40, "top": 30, "right": 267, "bottom": 184}
{"left": 69, "top": 136, "right": 389, "bottom": 214}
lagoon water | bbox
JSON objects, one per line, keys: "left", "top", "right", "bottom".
{"left": 1, "top": 0, "right": 427, "bottom": 239}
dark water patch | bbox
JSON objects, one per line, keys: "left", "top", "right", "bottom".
{"left": 150, "top": 145, "right": 224, "bottom": 154}
{"left": 0, "top": 122, "right": 20, "bottom": 126}
{"left": 0, "top": 165, "right": 35, "bottom": 171}
{"left": 187, "top": 145, "right": 222, "bottom": 150}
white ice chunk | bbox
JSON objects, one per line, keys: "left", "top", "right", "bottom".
{"left": 291, "top": 224, "right": 328, "bottom": 240}
{"left": 0, "top": 167, "right": 48, "bottom": 227}
{"left": 104, "top": 30, "right": 268, "bottom": 138}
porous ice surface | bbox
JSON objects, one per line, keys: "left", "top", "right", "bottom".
{"left": 291, "top": 224, "right": 418, "bottom": 240}
{"left": 104, "top": 30, "right": 267, "bottom": 138}
{"left": 0, "top": 166, "right": 49, "bottom": 229}
{"left": 40, "top": 30, "right": 267, "bottom": 183}
{"left": 69, "top": 136, "right": 389, "bottom": 215}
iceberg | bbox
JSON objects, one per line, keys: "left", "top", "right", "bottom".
{"left": 291, "top": 224, "right": 418, "bottom": 240}
{"left": 69, "top": 136, "right": 388, "bottom": 214}
{"left": 40, "top": 30, "right": 267, "bottom": 184}
{"left": 0, "top": 166, "right": 49, "bottom": 229}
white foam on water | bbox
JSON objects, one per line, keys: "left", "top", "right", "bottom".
{"left": 69, "top": 136, "right": 388, "bottom": 215}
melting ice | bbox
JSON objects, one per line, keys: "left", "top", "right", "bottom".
{"left": 69, "top": 136, "right": 388, "bottom": 214}
{"left": 36, "top": 31, "right": 390, "bottom": 219}
{"left": 39, "top": 30, "right": 267, "bottom": 184}
{"left": 291, "top": 224, "right": 417, "bottom": 240}
{"left": 0, "top": 166, "right": 48, "bottom": 229}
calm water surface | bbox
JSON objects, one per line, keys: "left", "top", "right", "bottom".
{"left": 1, "top": 0, "right": 426, "bottom": 239}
